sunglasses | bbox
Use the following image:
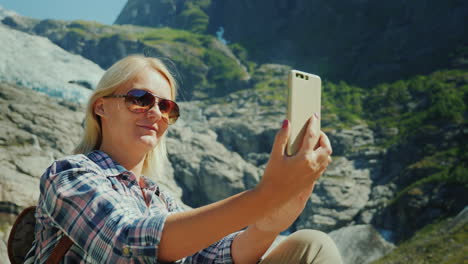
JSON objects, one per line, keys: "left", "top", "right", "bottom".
{"left": 103, "top": 89, "right": 180, "bottom": 125}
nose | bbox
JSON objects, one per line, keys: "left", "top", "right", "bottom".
{"left": 145, "top": 102, "right": 167, "bottom": 123}
{"left": 146, "top": 102, "right": 162, "bottom": 118}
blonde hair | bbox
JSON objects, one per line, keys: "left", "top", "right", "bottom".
{"left": 73, "top": 55, "right": 177, "bottom": 180}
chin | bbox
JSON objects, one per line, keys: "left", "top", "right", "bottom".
{"left": 139, "top": 136, "right": 160, "bottom": 149}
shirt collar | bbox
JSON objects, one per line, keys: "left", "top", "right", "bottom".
{"left": 86, "top": 149, "right": 158, "bottom": 190}
{"left": 87, "top": 149, "right": 128, "bottom": 177}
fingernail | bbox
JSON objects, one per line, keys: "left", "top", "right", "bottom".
{"left": 314, "top": 112, "right": 320, "bottom": 119}
{"left": 282, "top": 119, "right": 289, "bottom": 128}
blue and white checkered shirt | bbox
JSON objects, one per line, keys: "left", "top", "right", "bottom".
{"left": 25, "top": 149, "right": 239, "bottom": 263}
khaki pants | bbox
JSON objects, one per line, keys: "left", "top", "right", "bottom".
{"left": 259, "top": 230, "right": 343, "bottom": 264}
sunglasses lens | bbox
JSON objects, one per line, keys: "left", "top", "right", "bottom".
{"left": 158, "top": 99, "right": 171, "bottom": 113}
{"left": 126, "top": 89, "right": 154, "bottom": 113}
{"left": 159, "top": 100, "right": 180, "bottom": 124}
{"left": 124, "top": 89, "right": 180, "bottom": 124}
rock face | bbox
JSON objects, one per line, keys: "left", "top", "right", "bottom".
{"left": 199, "top": 89, "right": 391, "bottom": 233}
{"left": 0, "top": 82, "right": 84, "bottom": 217}
{"left": 115, "top": 0, "right": 468, "bottom": 86}
{"left": 294, "top": 124, "right": 391, "bottom": 232}
{"left": 0, "top": 25, "right": 104, "bottom": 104}
{"left": 115, "top": 0, "right": 187, "bottom": 29}
{"left": 296, "top": 156, "right": 373, "bottom": 232}
{"left": 164, "top": 101, "right": 263, "bottom": 206}
{"left": 167, "top": 119, "right": 262, "bottom": 207}
{"left": 329, "top": 224, "right": 395, "bottom": 264}
{"left": 186, "top": 88, "right": 389, "bottom": 233}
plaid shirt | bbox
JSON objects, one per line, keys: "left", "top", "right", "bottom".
{"left": 25, "top": 150, "right": 239, "bottom": 264}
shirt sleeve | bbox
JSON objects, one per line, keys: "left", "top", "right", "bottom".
{"left": 184, "top": 232, "right": 241, "bottom": 264}
{"left": 39, "top": 158, "right": 167, "bottom": 263}
{"left": 159, "top": 188, "right": 242, "bottom": 264}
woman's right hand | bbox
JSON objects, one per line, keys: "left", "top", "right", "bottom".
{"left": 256, "top": 114, "right": 332, "bottom": 207}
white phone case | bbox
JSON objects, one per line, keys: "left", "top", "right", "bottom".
{"left": 286, "top": 70, "right": 321, "bottom": 156}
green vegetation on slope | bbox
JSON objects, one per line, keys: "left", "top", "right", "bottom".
{"left": 364, "top": 70, "right": 467, "bottom": 146}
{"left": 390, "top": 146, "right": 468, "bottom": 207}
{"left": 175, "top": 1, "right": 210, "bottom": 33}
{"left": 371, "top": 213, "right": 468, "bottom": 264}
{"left": 30, "top": 19, "right": 248, "bottom": 100}
{"left": 322, "top": 81, "right": 365, "bottom": 127}
{"left": 365, "top": 70, "right": 468, "bottom": 204}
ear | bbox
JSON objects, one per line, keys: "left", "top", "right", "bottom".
{"left": 94, "top": 98, "right": 106, "bottom": 118}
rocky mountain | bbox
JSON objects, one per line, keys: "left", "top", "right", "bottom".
{"left": 0, "top": 4, "right": 467, "bottom": 263}
{"left": 115, "top": 0, "right": 468, "bottom": 87}
{"left": 1, "top": 14, "right": 249, "bottom": 101}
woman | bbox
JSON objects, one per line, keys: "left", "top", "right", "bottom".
{"left": 25, "top": 55, "right": 343, "bottom": 263}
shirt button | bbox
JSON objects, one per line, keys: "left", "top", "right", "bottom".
{"left": 122, "top": 247, "right": 131, "bottom": 256}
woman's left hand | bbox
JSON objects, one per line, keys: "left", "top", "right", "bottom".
{"left": 254, "top": 130, "right": 332, "bottom": 234}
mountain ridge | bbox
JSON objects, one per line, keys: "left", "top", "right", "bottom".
{"left": 115, "top": 0, "right": 468, "bottom": 87}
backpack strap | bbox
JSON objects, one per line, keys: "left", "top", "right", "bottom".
{"left": 8, "top": 206, "right": 74, "bottom": 264}
{"left": 45, "top": 235, "right": 73, "bottom": 264}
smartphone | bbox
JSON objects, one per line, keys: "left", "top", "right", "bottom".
{"left": 286, "top": 70, "right": 321, "bottom": 156}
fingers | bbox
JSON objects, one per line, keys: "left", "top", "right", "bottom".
{"left": 299, "top": 114, "right": 320, "bottom": 154}
{"left": 270, "top": 120, "right": 291, "bottom": 159}
{"left": 317, "top": 131, "right": 333, "bottom": 155}
{"left": 318, "top": 150, "right": 333, "bottom": 175}
{"left": 309, "top": 131, "right": 332, "bottom": 167}
{"left": 304, "top": 144, "right": 333, "bottom": 177}
{"left": 292, "top": 116, "right": 333, "bottom": 178}
{"left": 314, "top": 132, "right": 333, "bottom": 172}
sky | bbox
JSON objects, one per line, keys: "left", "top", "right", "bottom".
{"left": 0, "top": 0, "right": 127, "bottom": 25}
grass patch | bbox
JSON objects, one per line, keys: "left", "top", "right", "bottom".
{"left": 371, "top": 215, "right": 468, "bottom": 264}
{"left": 388, "top": 147, "right": 468, "bottom": 205}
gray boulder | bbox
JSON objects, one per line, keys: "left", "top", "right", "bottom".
{"left": 330, "top": 125, "right": 375, "bottom": 156}
{"left": 329, "top": 224, "right": 395, "bottom": 264}
{"left": 296, "top": 156, "right": 373, "bottom": 232}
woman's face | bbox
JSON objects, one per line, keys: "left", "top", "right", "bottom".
{"left": 95, "top": 67, "right": 172, "bottom": 154}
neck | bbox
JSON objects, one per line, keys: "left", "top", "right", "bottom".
{"left": 99, "top": 142, "right": 146, "bottom": 182}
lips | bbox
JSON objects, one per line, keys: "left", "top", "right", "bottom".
{"left": 138, "top": 125, "right": 157, "bottom": 132}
